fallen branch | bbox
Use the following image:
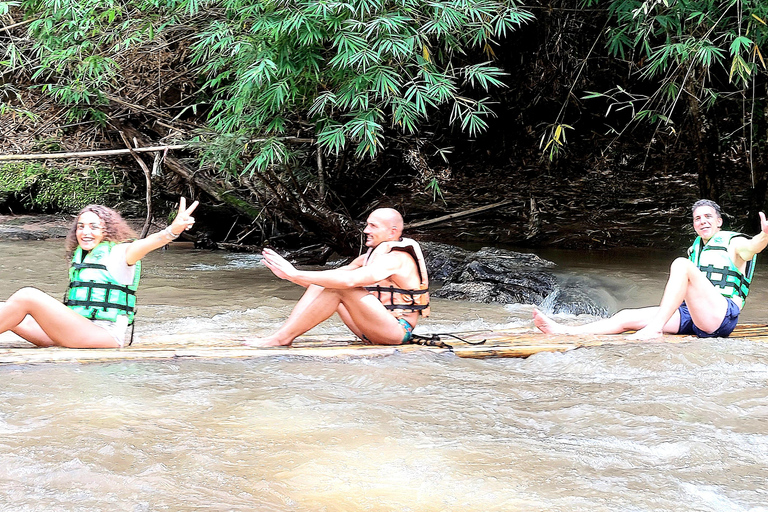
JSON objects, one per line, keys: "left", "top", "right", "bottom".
{"left": 404, "top": 199, "right": 515, "bottom": 229}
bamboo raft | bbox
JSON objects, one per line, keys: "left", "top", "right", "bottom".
{"left": 1, "top": 324, "right": 768, "bottom": 365}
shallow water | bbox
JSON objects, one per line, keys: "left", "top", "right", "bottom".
{"left": 1, "top": 240, "right": 768, "bottom": 511}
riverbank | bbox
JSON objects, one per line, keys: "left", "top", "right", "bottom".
{"left": 0, "top": 214, "right": 167, "bottom": 241}
{"left": 0, "top": 214, "right": 72, "bottom": 240}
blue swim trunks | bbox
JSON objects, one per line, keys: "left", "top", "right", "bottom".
{"left": 398, "top": 318, "right": 414, "bottom": 343}
{"left": 677, "top": 298, "right": 740, "bottom": 338}
{"left": 360, "top": 318, "right": 414, "bottom": 344}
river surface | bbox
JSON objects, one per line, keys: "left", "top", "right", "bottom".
{"left": 1, "top": 239, "right": 767, "bottom": 511}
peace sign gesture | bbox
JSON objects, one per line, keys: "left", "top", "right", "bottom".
{"left": 125, "top": 196, "right": 201, "bottom": 265}
{"left": 168, "top": 196, "right": 200, "bottom": 236}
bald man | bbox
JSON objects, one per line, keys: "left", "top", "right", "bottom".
{"left": 246, "top": 208, "right": 430, "bottom": 347}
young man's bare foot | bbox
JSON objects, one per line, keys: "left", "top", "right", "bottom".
{"left": 533, "top": 309, "right": 570, "bottom": 334}
{"left": 242, "top": 336, "right": 292, "bottom": 348}
{"left": 625, "top": 326, "right": 663, "bottom": 340}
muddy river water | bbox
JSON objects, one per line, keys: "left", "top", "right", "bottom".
{"left": 1, "top": 240, "right": 767, "bottom": 511}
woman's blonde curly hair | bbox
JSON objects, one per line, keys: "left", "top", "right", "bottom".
{"left": 65, "top": 205, "right": 137, "bottom": 257}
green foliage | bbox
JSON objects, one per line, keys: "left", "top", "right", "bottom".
{"left": 191, "top": 0, "right": 534, "bottom": 172}
{"left": 0, "top": 163, "right": 122, "bottom": 211}
{"left": 539, "top": 123, "right": 573, "bottom": 161}
{"left": 585, "top": 0, "right": 768, "bottom": 126}
{"left": 0, "top": 84, "right": 39, "bottom": 120}
{"left": 425, "top": 177, "right": 446, "bottom": 204}
{"left": 13, "top": 0, "right": 532, "bottom": 186}
{"left": 0, "top": 1, "right": 19, "bottom": 15}
{"left": 14, "top": 0, "right": 196, "bottom": 121}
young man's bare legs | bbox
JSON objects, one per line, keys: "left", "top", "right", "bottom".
{"left": 0, "top": 287, "right": 120, "bottom": 348}
{"left": 534, "top": 257, "right": 730, "bottom": 339}
{"left": 245, "top": 286, "right": 408, "bottom": 347}
{"left": 533, "top": 306, "right": 671, "bottom": 335}
{"left": 630, "top": 258, "right": 728, "bottom": 339}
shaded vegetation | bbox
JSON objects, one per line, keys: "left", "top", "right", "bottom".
{"left": 0, "top": 162, "right": 123, "bottom": 211}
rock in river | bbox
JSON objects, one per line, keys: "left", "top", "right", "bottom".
{"left": 422, "top": 242, "right": 609, "bottom": 316}
{"left": 423, "top": 243, "right": 557, "bottom": 305}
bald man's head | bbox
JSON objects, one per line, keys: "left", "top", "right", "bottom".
{"left": 373, "top": 208, "right": 403, "bottom": 233}
{"left": 364, "top": 208, "right": 404, "bottom": 247}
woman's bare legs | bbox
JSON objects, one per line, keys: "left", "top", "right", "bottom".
{"left": 0, "top": 288, "right": 119, "bottom": 348}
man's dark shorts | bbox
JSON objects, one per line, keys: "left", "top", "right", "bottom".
{"left": 677, "top": 298, "right": 740, "bottom": 338}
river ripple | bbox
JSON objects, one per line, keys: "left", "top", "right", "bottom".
{"left": 1, "top": 240, "right": 767, "bottom": 511}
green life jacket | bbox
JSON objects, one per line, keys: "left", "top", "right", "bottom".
{"left": 65, "top": 242, "right": 141, "bottom": 324}
{"left": 687, "top": 230, "right": 755, "bottom": 309}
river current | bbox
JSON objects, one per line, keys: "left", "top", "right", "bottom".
{"left": 1, "top": 240, "right": 767, "bottom": 511}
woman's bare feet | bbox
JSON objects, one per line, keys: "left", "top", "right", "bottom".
{"left": 532, "top": 309, "right": 570, "bottom": 334}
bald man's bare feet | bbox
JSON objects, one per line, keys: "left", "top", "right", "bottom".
{"left": 242, "top": 335, "right": 292, "bottom": 347}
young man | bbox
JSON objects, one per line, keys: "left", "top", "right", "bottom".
{"left": 534, "top": 200, "right": 768, "bottom": 339}
{"left": 245, "top": 208, "right": 429, "bottom": 347}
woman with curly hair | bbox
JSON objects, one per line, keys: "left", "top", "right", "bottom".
{"left": 0, "top": 197, "right": 198, "bottom": 348}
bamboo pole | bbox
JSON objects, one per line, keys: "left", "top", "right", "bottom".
{"left": 0, "top": 137, "right": 316, "bottom": 162}
{"left": 0, "top": 19, "right": 35, "bottom": 33}
{"left": 0, "top": 145, "right": 187, "bottom": 161}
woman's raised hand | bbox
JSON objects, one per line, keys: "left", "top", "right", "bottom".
{"left": 126, "top": 197, "right": 201, "bottom": 265}
{"left": 170, "top": 197, "right": 199, "bottom": 235}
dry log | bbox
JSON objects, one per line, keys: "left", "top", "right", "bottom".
{"left": 0, "top": 138, "right": 315, "bottom": 162}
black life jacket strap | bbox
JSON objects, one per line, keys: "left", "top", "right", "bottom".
{"left": 385, "top": 304, "right": 431, "bottom": 311}
{"left": 128, "top": 311, "right": 137, "bottom": 345}
{"left": 68, "top": 280, "right": 136, "bottom": 296}
{"left": 363, "top": 285, "right": 429, "bottom": 296}
{"left": 71, "top": 262, "right": 109, "bottom": 271}
{"left": 64, "top": 299, "right": 135, "bottom": 313}
{"left": 698, "top": 264, "right": 749, "bottom": 299}
{"left": 363, "top": 285, "right": 429, "bottom": 311}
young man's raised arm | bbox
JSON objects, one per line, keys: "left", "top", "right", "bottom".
{"left": 733, "top": 212, "right": 768, "bottom": 262}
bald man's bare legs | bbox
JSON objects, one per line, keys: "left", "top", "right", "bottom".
{"left": 244, "top": 286, "right": 409, "bottom": 347}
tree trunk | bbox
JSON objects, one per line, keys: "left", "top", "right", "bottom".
{"left": 747, "top": 80, "right": 768, "bottom": 232}
{"left": 685, "top": 74, "right": 720, "bottom": 201}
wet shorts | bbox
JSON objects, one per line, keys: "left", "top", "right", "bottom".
{"left": 92, "top": 318, "right": 129, "bottom": 347}
{"left": 677, "top": 298, "right": 740, "bottom": 338}
{"left": 398, "top": 318, "right": 414, "bottom": 343}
